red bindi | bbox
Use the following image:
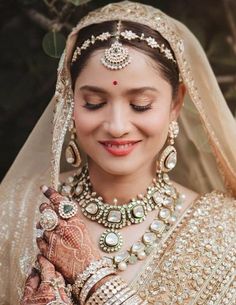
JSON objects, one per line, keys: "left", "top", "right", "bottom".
{"left": 113, "top": 80, "right": 118, "bottom": 85}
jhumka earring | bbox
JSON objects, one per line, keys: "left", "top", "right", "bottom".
{"left": 158, "top": 121, "right": 179, "bottom": 172}
{"left": 65, "top": 120, "right": 81, "bottom": 167}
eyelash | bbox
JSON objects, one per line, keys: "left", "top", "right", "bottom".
{"left": 83, "top": 102, "right": 152, "bottom": 112}
{"left": 83, "top": 102, "right": 106, "bottom": 110}
{"left": 131, "top": 104, "right": 152, "bottom": 112}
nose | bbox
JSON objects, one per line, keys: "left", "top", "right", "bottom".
{"left": 103, "top": 103, "right": 130, "bottom": 138}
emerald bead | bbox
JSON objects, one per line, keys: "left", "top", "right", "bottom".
{"left": 63, "top": 204, "right": 73, "bottom": 214}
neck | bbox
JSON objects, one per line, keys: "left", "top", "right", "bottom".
{"left": 87, "top": 161, "right": 156, "bottom": 205}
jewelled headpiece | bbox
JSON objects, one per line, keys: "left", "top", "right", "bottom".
{"left": 72, "top": 20, "right": 177, "bottom": 70}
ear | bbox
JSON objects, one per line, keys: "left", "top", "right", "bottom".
{"left": 170, "top": 83, "right": 186, "bottom": 120}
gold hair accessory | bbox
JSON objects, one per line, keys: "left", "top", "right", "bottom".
{"left": 72, "top": 21, "right": 177, "bottom": 69}
{"left": 101, "top": 20, "right": 131, "bottom": 70}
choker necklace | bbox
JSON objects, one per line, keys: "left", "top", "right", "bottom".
{"left": 110, "top": 194, "right": 184, "bottom": 271}
{"left": 60, "top": 166, "right": 183, "bottom": 255}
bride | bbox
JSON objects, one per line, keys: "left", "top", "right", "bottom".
{"left": 1, "top": 1, "right": 235, "bottom": 305}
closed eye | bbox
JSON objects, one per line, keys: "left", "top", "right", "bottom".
{"left": 83, "top": 102, "right": 106, "bottom": 110}
{"left": 131, "top": 103, "right": 152, "bottom": 112}
{"left": 83, "top": 102, "right": 152, "bottom": 112}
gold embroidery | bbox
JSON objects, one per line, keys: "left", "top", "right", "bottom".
{"left": 130, "top": 192, "right": 236, "bottom": 304}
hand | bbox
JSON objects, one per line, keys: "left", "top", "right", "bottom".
{"left": 37, "top": 186, "right": 100, "bottom": 283}
{"left": 21, "top": 255, "right": 72, "bottom": 305}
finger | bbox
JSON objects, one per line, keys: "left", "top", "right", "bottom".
{"left": 43, "top": 227, "right": 66, "bottom": 243}
{"left": 36, "top": 238, "right": 49, "bottom": 257}
{"left": 38, "top": 255, "right": 56, "bottom": 282}
{"left": 55, "top": 271, "right": 65, "bottom": 286}
{"left": 36, "top": 227, "right": 45, "bottom": 239}
{"left": 39, "top": 202, "right": 53, "bottom": 213}
{"left": 36, "top": 221, "right": 42, "bottom": 229}
{"left": 22, "top": 269, "right": 40, "bottom": 299}
{"left": 55, "top": 272, "right": 70, "bottom": 303}
{"left": 41, "top": 186, "right": 64, "bottom": 207}
{"left": 43, "top": 230, "right": 54, "bottom": 243}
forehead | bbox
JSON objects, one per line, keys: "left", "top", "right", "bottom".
{"left": 75, "top": 46, "right": 168, "bottom": 88}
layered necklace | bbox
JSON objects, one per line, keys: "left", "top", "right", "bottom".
{"left": 60, "top": 167, "right": 184, "bottom": 270}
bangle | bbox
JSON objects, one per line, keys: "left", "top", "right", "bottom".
{"left": 86, "top": 276, "right": 126, "bottom": 304}
{"left": 106, "top": 287, "right": 134, "bottom": 305}
{"left": 84, "top": 273, "right": 145, "bottom": 305}
{"left": 79, "top": 267, "right": 116, "bottom": 305}
{"left": 74, "top": 257, "right": 113, "bottom": 289}
{"left": 112, "top": 289, "right": 136, "bottom": 305}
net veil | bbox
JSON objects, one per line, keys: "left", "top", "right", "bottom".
{"left": 0, "top": 1, "right": 236, "bottom": 304}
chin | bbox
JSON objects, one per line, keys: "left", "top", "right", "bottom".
{"left": 91, "top": 158, "right": 142, "bottom": 177}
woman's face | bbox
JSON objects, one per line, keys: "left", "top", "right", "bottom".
{"left": 73, "top": 47, "right": 182, "bottom": 176}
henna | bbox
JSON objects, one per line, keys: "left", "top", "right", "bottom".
{"left": 21, "top": 257, "right": 72, "bottom": 305}
{"left": 39, "top": 217, "right": 100, "bottom": 282}
{"left": 21, "top": 270, "right": 54, "bottom": 305}
{"left": 44, "top": 187, "right": 64, "bottom": 207}
{"left": 37, "top": 187, "right": 100, "bottom": 283}
{"left": 39, "top": 202, "right": 53, "bottom": 213}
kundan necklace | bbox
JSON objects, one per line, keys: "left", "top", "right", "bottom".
{"left": 60, "top": 166, "right": 184, "bottom": 255}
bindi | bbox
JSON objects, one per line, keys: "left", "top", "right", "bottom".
{"left": 112, "top": 80, "right": 118, "bottom": 86}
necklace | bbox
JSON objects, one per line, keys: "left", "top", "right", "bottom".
{"left": 60, "top": 166, "right": 182, "bottom": 255}
{"left": 110, "top": 194, "right": 184, "bottom": 271}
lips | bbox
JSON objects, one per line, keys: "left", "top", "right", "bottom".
{"left": 99, "top": 140, "right": 141, "bottom": 156}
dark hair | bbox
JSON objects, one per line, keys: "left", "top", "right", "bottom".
{"left": 71, "top": 20, "right": 180, "bottom": 98}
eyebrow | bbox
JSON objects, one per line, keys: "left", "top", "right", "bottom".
{"left": 79, "top": 85, "right": 159, "bottom": 95}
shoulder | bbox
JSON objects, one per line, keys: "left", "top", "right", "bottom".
{"left": 146, "top": 189, "right": 236, "bottom": 303}
{"left": 172, "top": 181, "right": 236, "bottom": 214}
{"left": 172, "top": 181, "right": 199, "bottom": 211}
{"left": 198, "top": 191, "right": 236, "bottom": 215}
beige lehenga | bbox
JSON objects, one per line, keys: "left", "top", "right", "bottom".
{"left": 0, "top": 2, "right": 235, "bottom": 305}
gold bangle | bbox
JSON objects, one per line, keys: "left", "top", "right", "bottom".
{"left": 79, "top": 267, "right": 116, "bottom": 305}
{"left": 74, "top": 257, "right": 113, "bottom": 291}
{"left": 122, "top": 294, "right": 144, "bottom": 305}
{"left": 86, "top": 276, "right": 126, "bottom": 304}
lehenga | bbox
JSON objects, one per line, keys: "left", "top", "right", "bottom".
{"left": 0, "top": 1, "right": 236, "bottom": 305}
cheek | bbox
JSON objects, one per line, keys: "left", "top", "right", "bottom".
{"left": 73, "top": 105, "right": 99, "bottom": 137}
{"left": 139, "top": 106, "right": 170, "bottom": 140}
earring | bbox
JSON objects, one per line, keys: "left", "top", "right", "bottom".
{"left": 65, "top": 120, "right": 81, "bottom": 167}
{"left": 158, "top": 121, "right": 179, "bottom": 172}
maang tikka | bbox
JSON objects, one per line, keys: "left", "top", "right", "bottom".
{"left": 158, "top": 121, "right": 179, "bottom": 172}
{"left": 101, "top": 20, "right": 131, "bottom": 70}
{"left": 65, "top": 120, "right": 81, "bottom": 167}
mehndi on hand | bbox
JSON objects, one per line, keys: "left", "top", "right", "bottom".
{"left": 21, "top": 255, "right": 72, "bottom": 305}
{"left": 36, "top": 186, "right": 100, "bottom": 283}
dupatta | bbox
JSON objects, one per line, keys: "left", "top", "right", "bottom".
{"left": 0, "top": 1, "right": 235, "bottom": 304}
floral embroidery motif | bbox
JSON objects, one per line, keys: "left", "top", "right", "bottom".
{"left": 130, "top": 192, "right": 236, "bottom": 305}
